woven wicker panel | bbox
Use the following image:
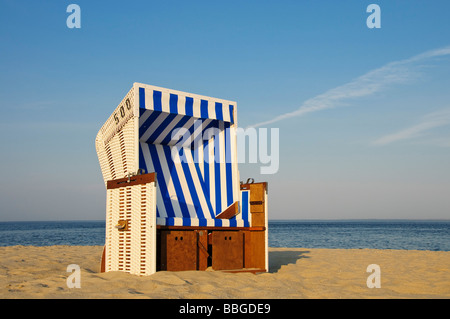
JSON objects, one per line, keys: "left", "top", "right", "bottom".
{"left": 95, "top": 87, "right": 136, "bottom": 184}
{"left": 105, "top": 175, "right": 157, "bottom": 276}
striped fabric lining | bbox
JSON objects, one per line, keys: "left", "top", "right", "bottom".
{"left": 139, "top": 143, "right": 249, "bottom": 227}
{"left": 138, "top": 86, "right": 248, "bottom": 227}
{"left": 139, "top": 108, "right": 219, "bottom": 147}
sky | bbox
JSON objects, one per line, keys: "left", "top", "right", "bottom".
{"left": 0, "top": 0, "right": 449, "bottom": 221}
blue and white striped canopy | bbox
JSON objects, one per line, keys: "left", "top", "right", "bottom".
{"left": 139, "top": 87, "right": 235, "bottom": 123}
{"left": 137, "top": 85, "right": 249, "bottom": 227}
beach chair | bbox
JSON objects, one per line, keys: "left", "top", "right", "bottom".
{"left": 95, "top": 83, "right": 268, "bottom": 275}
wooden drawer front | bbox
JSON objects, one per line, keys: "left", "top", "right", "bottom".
{"left": 212, "top": 231, "right": 244, "bottom": 270}
{"left": 159, "top": 230, "right": 197, "bottom": 271}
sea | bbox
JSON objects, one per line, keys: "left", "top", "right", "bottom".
{"left": 0, "top": 220, "right": 449, "bottom": 251}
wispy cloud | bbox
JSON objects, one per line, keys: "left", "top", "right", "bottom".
{"left": 249, "top": 46, "right": 450, "bottom": 128}
{"left": 372, "top": 108, "right": 450, "bottom": 146}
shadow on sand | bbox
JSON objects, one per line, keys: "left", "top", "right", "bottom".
{"left": 268, "top": 250, "right": 310, "bottom": 273}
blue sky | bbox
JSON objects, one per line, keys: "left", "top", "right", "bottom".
{"left": 1, "top": 0, "right": 449, "bottom": 220}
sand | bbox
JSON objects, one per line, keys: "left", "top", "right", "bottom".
{"left": 1, "top": 245, "right": 449, "bottom": 299}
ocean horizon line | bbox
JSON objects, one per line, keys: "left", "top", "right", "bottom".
{"left": 0, "top": 218, "right": 449, "bottom": 223}
{"left": 1, "top": 219, "right": 448, "bottom": 251}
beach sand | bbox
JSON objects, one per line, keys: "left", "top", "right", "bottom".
{"left": 1, "top": 245, "right": 449, "bottom": 299}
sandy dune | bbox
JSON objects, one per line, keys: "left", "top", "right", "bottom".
{"left": 1, "top": 245, "right": 449, "bottom": 299}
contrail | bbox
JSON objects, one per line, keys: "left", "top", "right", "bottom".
{"left": 372, "top": 108, "right": 450, "bottom": 146}
{"left": 249, "top": 46, "right": 450, "bottom": 128}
